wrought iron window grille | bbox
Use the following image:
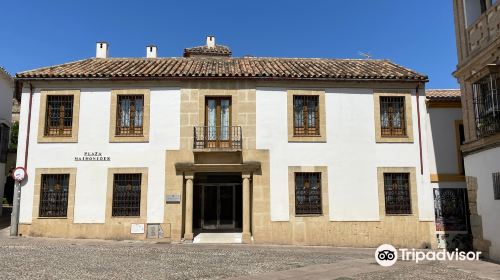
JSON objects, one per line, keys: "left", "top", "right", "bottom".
{"left": 112, "top": 173, "right": 142, "bottom": 217}
{"left": 39, "top": 174, "right": 70, "bottom": 218}
{"left": 293, "top": 95, "right": 320, "bottom": 136}
{"left": 295, "top": 172, "right": 322, "bottom": 215}
{"left": 116, "top": 95, "right": 144, "bottom": 136}
{"left": 380, "top": 96, "right": 406, "bottom": 137}
{"left": 383, "top": 173, "right": 412, "bottom": 215}
{"left": 472, "top": 73, "right": 500, "bottom": 138}
{"left": 44, "top": 95, "right": 74, "bottom": 137}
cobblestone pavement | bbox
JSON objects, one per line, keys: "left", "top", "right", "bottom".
{"left": 0, "top": 234, "right": 499, "bottom": 280}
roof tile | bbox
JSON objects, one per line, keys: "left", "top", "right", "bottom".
{"left": 16, "top": 57, "right": 428, "bottom": 82}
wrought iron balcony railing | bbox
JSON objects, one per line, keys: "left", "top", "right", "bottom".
{"left": 193, "top": 126, "right": 242, "bottom": 151}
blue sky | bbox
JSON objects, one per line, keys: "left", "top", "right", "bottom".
{"left": 0, "top": 0, "right": 458, "bottom": 88}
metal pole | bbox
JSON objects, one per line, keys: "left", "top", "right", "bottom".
{"left": 10, "top": 181, "right": 21, "bottom": 236}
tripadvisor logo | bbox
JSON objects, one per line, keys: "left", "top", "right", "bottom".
{"left": 375, "top": 244, "right": 482, "bottom": 267}
{"left": 375, "top": 244, "right": 398, "bottom": 267}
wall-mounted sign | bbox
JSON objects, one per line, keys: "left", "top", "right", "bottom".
{"left": 130, "top": 223, "right": 145, "bottom": 234}
{"left": 75, "top": 152, "right": 111, "bottom": 162}
{"left": 166, "top": 194, "right": 181, "bottom": 204}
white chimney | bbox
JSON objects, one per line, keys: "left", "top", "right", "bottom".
{"left": 96, "top": 42, "right": 109, "bottom": 58}
{"left": 146, "top": 45, "right": 158, "bottom": 58}
{"left": 206, "top": 36, "right": 215, "bottom": 48}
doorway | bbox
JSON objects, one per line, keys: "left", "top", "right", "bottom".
{"left": 193, "top": 173, "right": 242, "bottom": 232}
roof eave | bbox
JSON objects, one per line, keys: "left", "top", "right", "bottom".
{"left": 15, "top": 76, "right": 428, "bottom": 83}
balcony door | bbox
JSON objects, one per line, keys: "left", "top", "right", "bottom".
{"left": 205, "top": 97, "right": 231, "bottom": 148}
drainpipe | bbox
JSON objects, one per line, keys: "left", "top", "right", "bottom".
{"left": 24, "top": 83, "right": 33, "bottom": 170}
{"left": 415, "top": 83, "right": 424, "bottom": 175}
{"left": 10, "top": 82, "right": 33, "bottom": 236}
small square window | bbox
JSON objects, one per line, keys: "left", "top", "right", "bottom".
{"left": 493, "top": 172, "right": 500, "bottom": 200}
{"left": 44, "top": 95, "right": 74, "bottom": 137}
{"left": 293, "top": 95, "right": 320, "bottom": 136}
{"left": 116, "top": 95, "right": 144, "bottom": 136}
{"left": 39, "top": 174, "right": 70, "bottom": 217}
{"left": 380, "top": 96, "right": 407, "bottom": 137}
{"left": 295, "top": 172, "right": 322, "bottom": 215}
{"left": 383, "top": 173, "right": 412, "bottom": 215}
{"left": 112, "top": 173, "right": 142, "bottom": 217}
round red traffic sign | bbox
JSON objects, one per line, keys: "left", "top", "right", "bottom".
{"left": 12, "top": 167, "right": 27, "bottom": 182}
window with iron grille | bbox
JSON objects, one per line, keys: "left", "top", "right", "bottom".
{"left": 112, "top": 173, "right": 142, "bottom": 217}
{"left": 44, "top": 95, "right": 74, "bottom": 137}
{"left": 39, "top": 174, "right": 70, "bottom": 217}
{"left": 0, "top": 124, "right": 9, "bottom": 163}
{"left": 295, "top": 172, "right": 322, "bottom": 215}
{"left": 383, "top": 173, "right": 412, "bottom": 215}
{"left": 116, "top": 95, "right": 144, "bottom": 136}
{"left": 472, "top": 73, "right": 500, "bottom": 138}
{"left": 380, "top": 96, "right": 406, "bottom": 137}
{"left": 493, "top": 172, "right": 500, "bottom": 200}
{"left": 293, "top": 95, "right": 320, "bottom": 136}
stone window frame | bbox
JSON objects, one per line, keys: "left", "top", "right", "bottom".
{"left": 288, "top": 166, "right": 329, "bottom": 217}
{"left": 287, "top": 89, "right": 326, "bottom": 143}
{"left": 37, "top": 90, "right": 80, "bottom": 143}
{"left": 373, "top": 90, "right": 414, "bottom": 143}
{"left": 109, "top": 89, "right": 150, "bottom": 143}
{"left": 105, "top": 168, "right": 148, "bottom": 223}
{"left": 32, "top": 168, "right": 77, "bottom": 221}
{"left": 377, "top": 167, "right": 418, "bottom": 218}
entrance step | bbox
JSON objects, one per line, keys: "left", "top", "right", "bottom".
{"left": 193, "top": 233, "right": 242, "bottom": 244}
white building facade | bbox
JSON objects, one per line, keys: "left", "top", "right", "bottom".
{"left": 0, "top": 67, "right": 14, "bottom": 215}
{"left": 14, "top": 39, "right": 440, "bottom": 247}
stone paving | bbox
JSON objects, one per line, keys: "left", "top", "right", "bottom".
{"left": 0, "top": 231, "right": 499, "bottom": 280}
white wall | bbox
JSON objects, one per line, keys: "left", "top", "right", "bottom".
{"left": 16, "top": 86, "right": 180, "bottom": 224}
{"left": 464, "top": 147, "right": 500, "bottom": 261}
{"left": 256, "top": 87, "right": 434, "bottom": 222}
{"left": 0, "top": 72, "right": 13, "bottom": 214}
{"left": 426, "top": 107, "right": 463, "bottom": 175}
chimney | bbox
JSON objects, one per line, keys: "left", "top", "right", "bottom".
{"left": 206, "top": 36, "right": 215, "bottom": 48}
{"left": 96, "top": 42, "right": 109, "bottom": 58}
{"left": 146, "top": 45, "right": 157, "bottom": 58}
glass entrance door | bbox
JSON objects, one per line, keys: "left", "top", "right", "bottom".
{"left": 202, "top": 185, "right": 218, "bottom": 229}
{"left": 201, "top": 184, "right": 236, "bottom": 230}
{"left": 219, "top": 186, "right": 235, "bottom": 229}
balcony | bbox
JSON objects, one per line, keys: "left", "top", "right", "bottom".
{"left": 193, "top": 126, "right": 242, "bottom": 151}
{"left": 466, "top": 0, "right": 500, "bottom": 55}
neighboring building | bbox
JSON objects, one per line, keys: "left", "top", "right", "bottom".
{"left": 453, "top": 0, "right": 500, "bottom": 260}
{"left": 0, "top": 66, "right": 14, "bottom": 214}
{"left": 14, "top": 38, "right": 438, "bottom": 247}
{"left": 6, "top": 98, "right": 20, "bottom": 180}
{"left": 12, "top": 98, "right": 20, "bottom": 122}
{"left": 426, "top": 89, "right": 471, "bottom": 251}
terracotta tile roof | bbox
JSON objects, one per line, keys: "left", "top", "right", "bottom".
{"left": 0, "top": 66, "right": 13, "bottom": 81}
{"left": 16, "top": 57, "right": 428, "bottom": 82}
{"left": 184, "top": 45, "right": 232, "bottom": 57}
{"left": 426, "top": 89, "right": 461, "bottom": 101}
